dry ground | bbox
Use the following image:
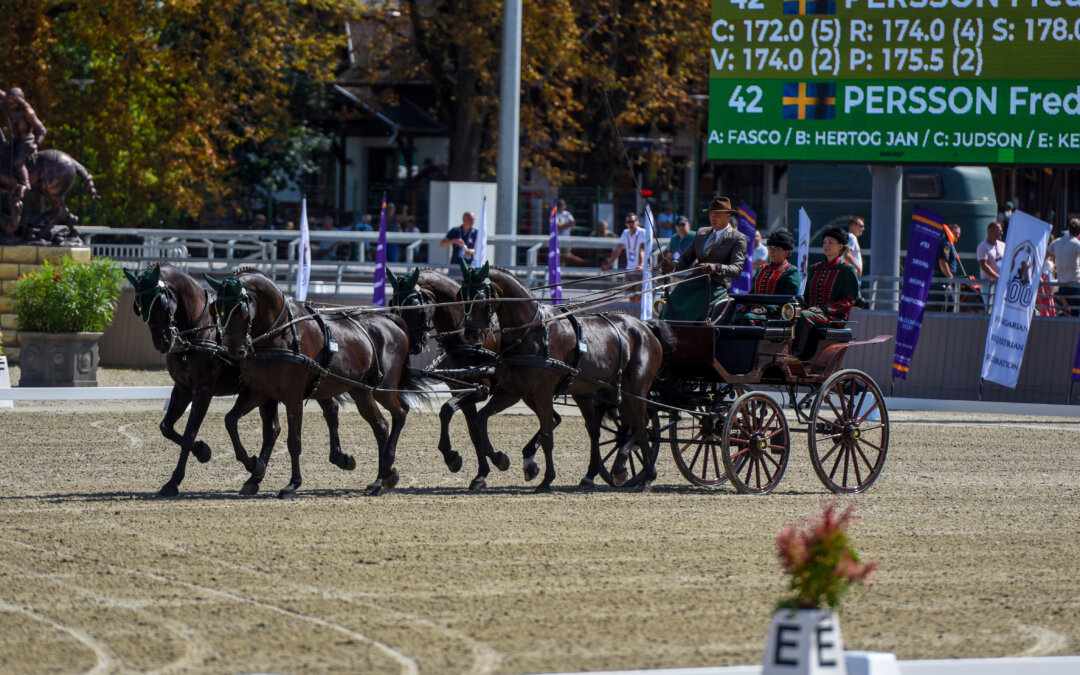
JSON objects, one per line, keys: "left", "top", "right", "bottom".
{"left": 0, "top": 368, "right": 1078, "bottom": 673}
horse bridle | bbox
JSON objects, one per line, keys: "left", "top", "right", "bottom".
{"left": 458, "top": 275, "right": 498, "bottom": 342}
{"left": 390, "top": 286, "right": 436, "bottom": 350}
{"left": 214, "top": 276, "right": 290, "bottom": 355}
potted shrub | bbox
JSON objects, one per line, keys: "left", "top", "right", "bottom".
{"left": 763, "top": 500, "right": 878, "bottom": 674}
{"left": 13, "top": 255, "right": 124, "bottom": 387}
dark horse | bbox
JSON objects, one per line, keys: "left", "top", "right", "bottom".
{"left": 458, "top": 261, "right": 667, "bottom": 491}
{"left": 124, "top": 264, "right": 280, "bottom": 497}
{"left": 206, "top": 268, "right": 428, "bottom": 497}
{"left": 0, "top": 148, "right": 98, "bottom": 236}
{"left": 387, "top": 267, "right": 563, "bottom": 490}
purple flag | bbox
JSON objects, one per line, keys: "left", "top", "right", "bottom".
{"left": 892, "top": 206, "right": 946, "bottom": 379}
{"left": 1072, "top": 332, "right": 1080, "bottom": 383}
{"left": 547, "top": 200, "right": 563, "bottom": 304}
{"left": 372, "top": 192, "right": 388, "bottom": 307}
{"left": 732, "top": 203, "right": 757, "bottom": 294}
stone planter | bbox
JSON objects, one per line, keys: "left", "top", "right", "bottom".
{"left": 763, "top": 608, "right": 845, "bottom": 674}
{"left": 17, "top": 331, "right": 103, "bottom": 387}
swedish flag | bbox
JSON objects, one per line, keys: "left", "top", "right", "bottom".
{"left": 782, "top": 82, "right": 836, "bottom": 120}
{"left": 782, "top": 0, "right": 837, "bottom": 14}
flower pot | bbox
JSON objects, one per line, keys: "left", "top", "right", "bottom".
{"left": 17, "top": 331, "right": 103, "bottom": 387}
{"left": 763, "top": 608, "right": 845, "bottom": 674}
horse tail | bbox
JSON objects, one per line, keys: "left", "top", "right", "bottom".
{"left": 396, "top": 365, "right": 440, "bottom": 411}
{"left": 72, "top": 158, "right": 100, "bottom": 200}
{"left": 646, "top": 319, "right": 678, "bottom": 382}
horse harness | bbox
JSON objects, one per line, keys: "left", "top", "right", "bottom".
{"left": 135, "top": 281, "right": 229, "bottom": 361}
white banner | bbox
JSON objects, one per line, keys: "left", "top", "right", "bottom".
{"left": 0, "top": 356, "right": 12, "bottom": 409}
{"left": 797, "top": 207, "right": 810, "bottom": 295}
{"left": 471, "top": 196, "right": 488, "bottom": 268}
{"left": 980, "top": 211, "right": 1051, "bottom": 388}
{"left": 641, "top": 203, "right": 655, "bottom": 320}
{"left": 295, "top": 198, "right": 311, "bottom": 302}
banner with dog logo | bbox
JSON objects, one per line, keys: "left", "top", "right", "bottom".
{"left": 980, "top": 211, "right": 1051, "bottom": 388}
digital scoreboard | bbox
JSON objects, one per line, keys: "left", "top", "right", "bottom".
{"left": 708, "top": 0, "right": 1080, "bottom": 164}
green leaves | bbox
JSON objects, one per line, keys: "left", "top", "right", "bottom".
{"left": 13, "top": 256, "right": 125, "bottom": 333}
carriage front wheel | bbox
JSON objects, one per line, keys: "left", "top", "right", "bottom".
{"left": 808, "top": 369, "right": 889, "bottom": 493}
{"left": 721, "top": 392, "right": 790, "bottom": 494}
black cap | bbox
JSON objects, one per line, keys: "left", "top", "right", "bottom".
{"left": 822, "top": 226, "right": 849, "bottom": 247}
{"left": 766, "top": 230, "right": 795, "bottom": 251}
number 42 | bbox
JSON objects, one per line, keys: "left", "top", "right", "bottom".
{"left": 728, "top": 85, "right": 763, "bottom": 114}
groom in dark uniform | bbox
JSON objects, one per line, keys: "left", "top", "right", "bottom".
{"left": 738, "top": 230, "right": 801, "bottom": 324}
{"left": 661, "top": 196, "right": 747, "bottom": 322}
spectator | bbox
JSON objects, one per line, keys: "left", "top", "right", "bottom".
{"left": 664, "top": 215, "right": 694, "bottom": 265}
{"left": 250, "top": 214, "right": 268, "bottom": 230}
{"left": 318, "top": 215, "right": 348, "bottom": 260}
{"left": 593, "top": 219, "right": 617, "bottom": 266}
{"left": 751, "top": 229, "right": 768, "bottom": 271}
{"left": 440, "top": 210, "right": 477, "bottom": 273}
{"left": 656, "top": 202, "right": 676, "bottom": 240}
{"left": 997, "top": 201, "right": 1015, "bottom": 230}
{"left": 555, "top": 199, "right": 587, "bottom": 265}
{"left": 932, "top": 224, "right": 961, "bottom": 312}
{"left": 385, "top": 202, "right": 400, "bottom": 263}
{"left": 1047, "top": 218, "right": 1080, "bottom": 316}
{"left": 844, "top": 216, "right": 865, "bottom": 275}
{"left": 977, "top": 221, "right": 1005, "bottom": 311}
{"left": 353, "top": 213, "right": 374, "bottom": 260}
{"left": 404, "top": 215, "right": 426, "bottom": 263}
{"left": 601, "top": 212, "right": 648, "bottom": 300}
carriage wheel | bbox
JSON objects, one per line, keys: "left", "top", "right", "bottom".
{"left": 596, "top": 406, "right": 661, "bottom": 489}
{"left": 668, "top": 403, "right": 735, "bottom": 488}
{"left": 721, "top": 392, "right": 790, "bottom": 494}
{"left": 808, "top": 369, "right": 889, "bottom": 494}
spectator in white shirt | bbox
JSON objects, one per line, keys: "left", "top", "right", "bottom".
{"left": 976, "top": 221, "right": 1005, "bottom": 311}
{"left": 1047, "top": 218, "right": 1080, "bottom": 316}
{"left": 844, "top": 216, "right": 865, "bottom": 275}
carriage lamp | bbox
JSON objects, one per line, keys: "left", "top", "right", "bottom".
{"left": 781, "top": 303, "right": 798, "bottom": 321}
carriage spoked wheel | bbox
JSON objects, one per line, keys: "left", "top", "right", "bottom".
{"left": 595, "top": 407, "right": 661, "bottom": 489}
{"left": 721, "top": 392, "right": 790, "bottom": 494}
{"left": 668, "top": 402, "right": 738, "bottom": 488}
{"left": 808, "top": 369, "right": 889, "bottom": 494}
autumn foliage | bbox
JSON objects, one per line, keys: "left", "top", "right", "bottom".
{"left": 775, "top": 500, "right": 878, "bottom": 611}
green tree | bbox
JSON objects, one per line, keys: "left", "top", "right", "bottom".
{"left": 1, "top": 0, "right": 360, "bottom": 226}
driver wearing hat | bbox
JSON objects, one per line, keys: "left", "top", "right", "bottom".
{"left": 660, "top": 196, "right": 747, "bottom": 322}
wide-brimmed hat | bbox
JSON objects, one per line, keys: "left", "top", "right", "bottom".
{"left": 702, "top": 196, "right": 738, "bottom": 214}
{"left": 766, "top": 230, "right": 795, "bottom": 251}
{"left": 822, "top": 226, "right": 849, "bottom": 247}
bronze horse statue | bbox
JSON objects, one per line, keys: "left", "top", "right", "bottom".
{"left": 207, "top": 268, "right": 432, "bottom": 498}
{"left": 388, "top": 267, "right": 565, "bottom": 490}
{"left": 0, "top": 148, "right": 98, "bottom": 239}
{"left": 125, "top": 264, "right": 282, "bottom": 497}
{"left": 458, "top": 261, "right": 671, "bottom": 491}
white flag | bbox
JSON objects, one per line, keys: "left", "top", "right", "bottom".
{"left": 797, "top": 207, "right": 811, "bottom": 295}
{"left": 640, "top": 204, "right": 655, "bottom": 320}
{"left": 295, "top": 198, "right": 311, "bottom": 302}
{"left": 980, "top": 211, "right": 1050, "bottom": 388}
{"left": 471, "top": 196, "right": 488, "bottom": 268}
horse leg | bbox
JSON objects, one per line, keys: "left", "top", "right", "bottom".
{"left": 353, "top": 391, "right": 392, "bottom": 495}
{"left": 156, "top": 385, "right": 194, "bottom": 497}
{"left": 613, "top": 397, "right": 654, "bottom": 491}
{"left": 520, "top": 402, "right": 562, "bottom": 483}
{"left": 474, "top": 385, "right": 522, "bottom": 483}
{"left": 239, "top": 400, "right": 281, "bottom": 496}
{"left": 532, "top": 396, "right": 559, "bottom": 493}
{"left": 278, "top": 398, "right": 305, "bottom": 500}
{"left": 373, "top": 390, "right": 410, "bottom": 493}
{"left": 317, "top": 398, "right": 356, "bottom": 471}
{"left": 224, "top": 388, "right": 268, "bottom": 495}
{"left": 573, "top": 396, "right": 603, "bottom": 491}
{"left": 460, "top": 398, "right": 506, "bottom": 491}
{"left": 436, "top": 395, "right": 465, "bottom": 473}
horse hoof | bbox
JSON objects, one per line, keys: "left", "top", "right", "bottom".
{"left": 239, "top": 482, "right": 260, "bottom": 496}
{"left": 612, "top": 470, "right": 628, "bottom": 488}
{"left": 192, "top": 441, "right": 212, "bottom": 464}
{"left": 523, "top": 461, "right": 539, "bottom": 482}
{"left": 336, "top": 454, "right": 356, "bottom": 471}
{"left": 366, "top": 482, "right": 384, "bottom": 496}
{"left": 578, "top": 477, "right": 595, "bottom": 491}
{"left": 278, "top": 489, "right": 296, "bottom": 500}
{"left": 469, "top": 477, "right": 487, "bottom": 491}
{"left": 633, "top": 481, "right": 653, "bottom": 493}
{"left": 247, "top": 457, "right": 266, "bottom": 479}
{"left": 535, "top": 483, "right": 553, "bottom": 494}
{"left": 157, "top": 484, "right": 180, "bottom": 498}
{"left": 493, "top": 452, "right": 511, "bottom": 472}
{"left": 446, "top": 452, "right": 463, "bottom": 474}
{"left": 384, "top": 469, "right": 400, "bottom": 490}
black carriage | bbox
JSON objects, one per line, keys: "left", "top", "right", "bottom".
{"left": 599, "top": 293, "right": 892, "bottom": 495}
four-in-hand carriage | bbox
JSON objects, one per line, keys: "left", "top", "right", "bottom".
{"left": 598, "top": 293, "right": 892, "bottom": 495}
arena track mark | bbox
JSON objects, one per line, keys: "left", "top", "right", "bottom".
{"left": 97, "top": 518, "right": 503, "bottom": 675}
{"left": 0, "top": 597, "right": 114, "bottom": 674}
{"left": 880, "top": 600, "right": 1068, "bottom": 657}
{"left": 89, "top": 421, "right": 144, "bottom": 449}
{"left": 0, "top": 535, "right": 420, "bottom": 675}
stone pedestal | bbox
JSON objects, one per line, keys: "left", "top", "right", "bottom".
{"left": 17, "top": 331, "right": 102, "bottom": 387}
{"left": 0, "top": 245, "right": 92, "bottom": 363}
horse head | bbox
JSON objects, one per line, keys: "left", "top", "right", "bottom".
{"left": 125, "top": 264, "right": 179, "bottom": 353}
{"left": 205, "top": 273, "right": 257, "bottom": 361}
{"left": 388, "top": 267, "right": 431, "bottom": 354}
{"left": 457, "top": 259, "right": 495, "bottom": 346}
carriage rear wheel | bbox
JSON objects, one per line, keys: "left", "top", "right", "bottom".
{"left": 721, "top": 392, "right": 790, "bottom": 494}
{"left": 808, "top": 369, "right": 889, "bottom": 493}
{"left": 668, "top": 403, "right": 735, "bottom": 488}
{"left": 596, "top": 407, "right": 661, "bottom": 489}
